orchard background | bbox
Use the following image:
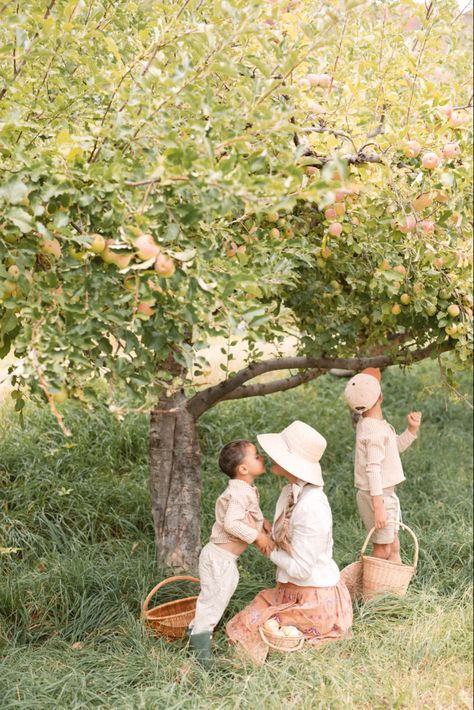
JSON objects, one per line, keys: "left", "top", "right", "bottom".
{"left": 1, "top": 0, "right": 472, "bottom": 570}
{"left": 0, "top": 2, "right": 473, "bottom": 703}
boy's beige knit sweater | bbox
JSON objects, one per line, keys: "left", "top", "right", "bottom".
{"left": 354, "top": 417, "right": 417, "bottom": 497}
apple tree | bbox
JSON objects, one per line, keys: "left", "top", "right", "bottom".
{"left": 0, "top": 0, "right": 472, "bottom": 569}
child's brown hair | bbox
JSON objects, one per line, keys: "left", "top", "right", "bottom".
{"left": 218, "top": 440, "right": 253, "bottom": 478}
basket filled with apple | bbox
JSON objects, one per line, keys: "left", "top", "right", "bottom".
{"left": 259, "top": 618, "right": 305, "bottom": 653}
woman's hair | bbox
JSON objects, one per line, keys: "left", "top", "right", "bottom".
{"left": 218, "top": 440, "right": 253, "bottom": 478}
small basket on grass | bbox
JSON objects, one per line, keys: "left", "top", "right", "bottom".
{"left": 361, "top": 521, "right": 419, "bottom": 602}
{"left": 142, "top": 575, "right": 200, "bottom": 640}
{"left": 259, "top": 626, "right": 305, "bottom": 653}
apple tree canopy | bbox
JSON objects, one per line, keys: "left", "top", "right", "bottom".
{"left": 0, "top": 0, "right": 472, "bottom": 422}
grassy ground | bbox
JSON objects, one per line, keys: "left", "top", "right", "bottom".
{"left": 0, "top": 361, "right": 472, "bottom": 709}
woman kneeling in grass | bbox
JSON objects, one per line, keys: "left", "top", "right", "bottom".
{"left": 226, "top": 420, "right": 353, "bottom": 665}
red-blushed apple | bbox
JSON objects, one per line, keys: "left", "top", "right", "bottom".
{"left": 441, "top": 102, "right": 453, "bottom": 118}
{"left": 137, "top": 301, "right": 155, "bottom": 318}
{"left": 134, "top": 234, "right": 160, "bottom": 260}
{"left": 269, "top": 227, "right": 280, "bottom": 238}
{"left": 40, "top": 238, "right": 62, "bottom": 259}
{"left": 442, "top": 142, "right": 461, "bottom": 159}
{"left": 297, "top": 77, "right": 311, "bottom": 90}
{"left": 306, "top": 166, "right": 318, "bottom": 177}
{"left": 88, "top": 233, "right": 106, "bottom": 254}
{"left": 448, "top": 111, "right": 464, "bottom": 128}
{"left": 433, "top": 257, "right": 444, "bottom": 269}
{"left": 394, "top": 264, "right": 406, "bottom": 275}
{"left": 404, "top": 140, "right": 422, "bottom": 157}
{"left": 391, "top": 304, "right": 401, "bottom": 315}
{"left": 412, "top": 193, "right": 432, "bottom": 211}
{"left": 154, "top": 254, "right": 175, "bottom": 277}
{"left": 328, "top": 222, "right": 343, "bottom": 237}
{"left": 324, "top": 207, "right": 337, "bottom": 221}
{"left": 399, "top": 215, "right": 417, "bottom": 233}
{"left": 307, "top": 101, "right": 325, "bottom": 114}
{"left": 420, "top": 220, "right": 435, "bottom": 234}
{"left": 447, "top": 304, "right": 460, "bottom": 317}
{"left": 421, "top": 152, "right": 441, "bottom": 169}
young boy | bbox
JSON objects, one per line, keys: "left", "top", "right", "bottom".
{"left": 344, "top": 368, "right": 422, "bottom": 563}
{"left": 188, "top": 440, "right": 273, "bottom": 666}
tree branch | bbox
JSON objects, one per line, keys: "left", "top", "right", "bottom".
{"left": 217, "top": 368, "right": 323, "bottom": 403}
{"left": 187, "top": 340, "right": 451, "bottom": 418}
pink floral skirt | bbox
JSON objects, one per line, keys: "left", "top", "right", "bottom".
{"left": 226, "top": 579, "right": 353, "bottom": 665}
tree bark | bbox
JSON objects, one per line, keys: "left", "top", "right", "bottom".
{"left": 149, "top": 389, "right": 201, "bottom": 572}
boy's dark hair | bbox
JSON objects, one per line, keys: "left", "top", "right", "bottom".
{"left": 218, "top": 440, "right": 253, "bottom": 478}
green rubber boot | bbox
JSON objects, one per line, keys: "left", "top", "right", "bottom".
{"left": 188, "top": 631, "right": 215, "bottom": 669}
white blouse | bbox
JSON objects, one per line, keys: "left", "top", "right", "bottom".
{"left": 269, "top": 482, "right": 340, "bottom": 587}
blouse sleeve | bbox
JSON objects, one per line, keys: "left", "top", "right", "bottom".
{"left": 270, "top": 495, "right": 331, "bottom": 581}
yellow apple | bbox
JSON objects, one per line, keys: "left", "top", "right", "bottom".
{"left": 101, "top": 241, "right": 133, "bottom": 269}
{"left": 40, "top": 238, "right": 62, "bottom": 259}
{"left": 391, "top": 304, "right": 401, "bottom": 315}
{"left": 447, "top": 304, "right": 460, "bottom": 318}
{"left": 52, "top": 386, "right": 69, "bottom": 405}
{"left": 412, "top": 193, "right": 432, "bottom": 211}
{"left": 88, "top": 233, "right": 106, "bottom": 254}
{"left": 400, "top": 293, "right": 410, "bottom": 305}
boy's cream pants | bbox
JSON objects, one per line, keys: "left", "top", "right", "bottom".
{"left": 190, "top": 542, "right": 239, "bottom": 635}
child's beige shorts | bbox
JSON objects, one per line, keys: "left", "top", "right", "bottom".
{"left": 356, "top": 488, "right": 401, "bottom": 544}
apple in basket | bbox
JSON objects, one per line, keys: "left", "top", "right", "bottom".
{"left": 263, "top": 619, "right": 281, "bottom": 634}
{"left": 281, "top": 625, "right": 302, "bottom": 638}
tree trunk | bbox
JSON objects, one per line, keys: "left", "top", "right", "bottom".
{"left": 149, "top": 390, "right": 201, "bottom": 572}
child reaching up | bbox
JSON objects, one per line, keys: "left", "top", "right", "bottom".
{"left": 344, "top": 368, "right": 421, "bottom": 564}
{"left": 188, "top": 440, "right": 273, "bottom": 667}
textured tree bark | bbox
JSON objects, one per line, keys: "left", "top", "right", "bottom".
{"left": 149, "top": 390, "right": 201, "bottom": 572}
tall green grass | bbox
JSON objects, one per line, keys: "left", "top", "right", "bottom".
{"left": 0, "top": 361, "right": 472, "bottom": 709}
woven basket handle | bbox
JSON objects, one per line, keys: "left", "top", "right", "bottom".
{"left": 258, "top": 627, "right": 305, "bottom": 652}
{"left": 143, "top": 575, "right": 199, "bottom": 615}
{"left": 360, "top": 520, "right": 419, "bottom": 569}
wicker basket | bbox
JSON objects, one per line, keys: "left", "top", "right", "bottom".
{"left": 340, "top": 559, "right": 363, "bottom": 601}
{"left": 143, "top": 575, "right": 199, "bottom": 640}
{"left": 259, "top": 626, "right": 305, "bottom": 653}
{"left": 361, "top": 521, "right": 419, "bottom": 602}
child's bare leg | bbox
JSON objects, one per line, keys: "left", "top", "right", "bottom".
{"left": 372, "top": 543, "right": 391, "bottom": 559}
{"left": 388, "top": 534, "right": 401, "bottom": 564}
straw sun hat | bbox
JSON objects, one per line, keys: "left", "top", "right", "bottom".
{"left": 344, "top": 372, "right": 381, "bottom": 413}
{"left": 257, "top": 420, "right": 327, "bottom": 486}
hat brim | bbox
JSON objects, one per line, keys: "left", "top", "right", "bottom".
{"left": 257, "top": 433, "right": 324, "bottom": 486}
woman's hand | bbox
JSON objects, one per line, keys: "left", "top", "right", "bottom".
{"left": 263, "top": 519, "right": 272, "bottom": 535}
